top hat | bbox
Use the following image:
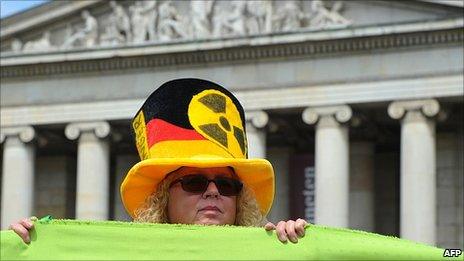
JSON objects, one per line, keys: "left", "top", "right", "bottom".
{"left": 120, "top": 78, "right": 274, "bottom": 218}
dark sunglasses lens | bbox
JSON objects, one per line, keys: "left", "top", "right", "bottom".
{"left": 181, "top": 175, "right": 208, "bottom": 193}
{"left": 215, "top": 177, "right": 242, "bottom": 196}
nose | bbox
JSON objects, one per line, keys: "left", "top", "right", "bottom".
{"left": 202, "top": 181, "right": 219, "bottom": 198}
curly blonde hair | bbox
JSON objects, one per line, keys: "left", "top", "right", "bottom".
{"left": 134, "top": 172, "right": 265, "bottom": 226}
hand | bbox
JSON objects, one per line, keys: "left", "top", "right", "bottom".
{"left": 8, "top": 217, "right": 36, "bottom": 244}
{"left": 264, "top": 218, "right": 308, "bottom": 243}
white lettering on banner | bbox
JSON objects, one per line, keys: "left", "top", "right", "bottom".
{"left": 302, "top": 166, "right": 315, "bottom": 223}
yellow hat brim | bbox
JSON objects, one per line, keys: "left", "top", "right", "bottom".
{"left": 120, "top": 158, "right": 275, "bottom": 219}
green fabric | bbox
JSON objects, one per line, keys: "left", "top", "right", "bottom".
{"left": 0, "top": 219, "right": 457, "bottom": 260}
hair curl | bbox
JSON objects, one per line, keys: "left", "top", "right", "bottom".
{"left": 134, "top": 173, "right": 265, "bottom": 226}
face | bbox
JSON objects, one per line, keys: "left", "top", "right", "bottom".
{"left": 167, "top": 167, "right": 238, "bottom": 225}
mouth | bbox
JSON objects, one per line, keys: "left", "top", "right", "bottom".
{"left": 199, "top": 206, "right": 222, "bottom": 213}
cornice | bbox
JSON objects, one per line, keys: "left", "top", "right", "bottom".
{"left": 1, "top": 74, "right": 462, "bottom": 128}
{"left": 1, "top": 19, "right": 463, "bottom": 79}
{"left": 419, "top": 0, "right": 464, "bottom": 8}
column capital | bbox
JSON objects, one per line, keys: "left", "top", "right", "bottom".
{"left": 302, "top": 105, "right": 352, "bottom": 125}
{"left": 65, "top": 121, "right": 111, "bottom": 140}
{"left": 245, "top": 110, "right": 269, "bottom": 129}
{"left": 388, "top": 99, "right": 439, "bottom": 120}
{"left": 0, "top": 126, "right": 35, "bottom": 143}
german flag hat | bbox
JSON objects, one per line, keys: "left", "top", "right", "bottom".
{"left": 120, "top": 78, "right": 275, "bottom": 218}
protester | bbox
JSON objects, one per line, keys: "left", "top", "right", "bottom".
{"left": 10, "top": 78, "right": 307, "bottom": 244}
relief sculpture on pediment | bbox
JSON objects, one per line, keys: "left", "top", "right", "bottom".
{"left": 157, "top": 0, "right": 188, "bottom": 41}
{"left": 129, "top": 1, "right": 158, "bottom": 43}
{"left": 310, "top": 0, "right": 351, "bottom": 29}
{"left": 8, "top": 0, "right": 352, "bottom": 53}
{"left": 246, "top": 0, "right": 273, "bottom": 34}
{"left": 213, "top": 1, "right": 247, "bottom": 37}
{"left": 191, "top": 0, "right": 215, "bottom": 39}
{"left": 273, "top": 1, "right": 308, "bottom": 32}
{"left": 23, "top": 31, "right": 53, "bottom": 52}
{"left": 62, "top": 10, "right": 98, "bottom": 49}
{"left": 109, "top": 1, "right": 133, "bottom": 44}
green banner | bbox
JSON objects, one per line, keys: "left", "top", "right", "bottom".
{"left": 0, "top": 219, "right": 457, "bottom": 260}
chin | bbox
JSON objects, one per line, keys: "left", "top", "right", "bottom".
{"left": 197, "top": 220, "right": 224, "bottom": 226}
{"left": 196, "top": 219, "right": 224, "bottom": 225}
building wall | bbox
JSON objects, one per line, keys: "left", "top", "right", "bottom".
{"left": 34, "top": 156, "right": 75, "bottom": 219}
{"left": 436, "top": 129, "right": 464, "bottom": 249}
{"left": 266, "top": 147, "right": 292, "bottom": 223}
{"left": 113, "top": 154, "right": 137, "bottom": 221}
{"left": 374, "top": 151, "right": 400, "bottom": 237}
{"left": 1, "top": 45, "right": 462, "bottom": 107}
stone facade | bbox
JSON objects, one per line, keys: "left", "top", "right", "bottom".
{"left": 1, "top": 0, "right": 353, "bottom": 53}
{"left": 0, "top": 0, "right": 463, "bottom": 249}
{"left": 436, "top": 132, "right": 464, "bottom": 248}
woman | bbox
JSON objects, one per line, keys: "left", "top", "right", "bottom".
{"left": 10, "top": 78, "right": 307, "bottom": 244}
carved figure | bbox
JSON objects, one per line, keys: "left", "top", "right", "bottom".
{"left": 130, "top": 2, "right": 147, "bottom": 44}
{"left": 191, "top": 0, "right": 215, "bottom": 39}
{"left": 157, "top": 1, "right": 187, "bottom": 41}
{"left": 211, "top": 3, "right": 225, "bottom": 37}
{"left": 62, "top": 10, "right": 98, "bottom": 49}
{"left": 140, "top": 1, "right": 158, "bottom": 42}
{"left": 100, "top": 24, "right": 125, "bottom": 46}
{"left": 274, "top": 0, "right": 305, "bottom": 32}
{"left": 213, "top": 0, "right": 246, "bottom": 37}
{"left": 309, "top": 0, "right": 352, "bottom": 29}
{"left": 11, "top": 38, "right": 23, "bottom": 52}
{"left": 109, "top": 1, "right": 132, "bottom": 43}
{"left": 246, "top": 0, "right": 273, "bottom": 34}
{"left": 23, "top": 31, "right": 53, "bottom": 52}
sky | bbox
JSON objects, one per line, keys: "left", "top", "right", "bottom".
{"left": 1, "top": 0, "right": 49, "bottom": 19}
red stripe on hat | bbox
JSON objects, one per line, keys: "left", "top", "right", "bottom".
{"left": 146, "top": 118, "right": 206, "bottom": 147}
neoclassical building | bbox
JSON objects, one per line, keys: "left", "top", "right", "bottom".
{"left": 0, "top": 0, "right": 462, "bottom": 249}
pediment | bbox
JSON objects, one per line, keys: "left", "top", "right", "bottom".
{"left": 0, "top": 0, "right": 462, "bottom": 54}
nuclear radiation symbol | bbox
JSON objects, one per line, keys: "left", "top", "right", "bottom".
{"left": 188, "top": 89, "right": 247, "bottom": 158}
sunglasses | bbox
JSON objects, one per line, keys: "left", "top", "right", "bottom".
{"left": 170, "top": 174, "right": 243, "bottom": 196}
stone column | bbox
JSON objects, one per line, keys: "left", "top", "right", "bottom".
{"left": 302, "top": 105, "right": 352, "bottom": 228}
{"left": 349, "top": 142, "right": 375, "bottom": 232}
{"left": 388, "top": 99, "right": 439, "bottom": 245}
{"left": 246, "top": 111, "right": 269, "bottom": 159}
{"left": 0, "top": 126, "right": 35, "bottom": 229}
{"left": 65, "top": 121, "right": 111, "bottom": 220}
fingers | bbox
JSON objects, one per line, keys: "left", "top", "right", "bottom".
{"left": 8, "top": 218, "right": 34, "bottom": 244}
{"left": 9, "top": 223, "right": 31, "bottom": 244}
{"left": 268, "top": 219, "right": 309, "bottom": 244}
{"left": 275, "top": 221, "right": 288, "bottom": 243}
{"left": 295, "top": 218, "right": 307, "bottom": 237}
{"left": 19, "top": 218, "right": 34, "bottom": 230}
{"left": 285, "top": 220, "right": 299, "bottom": 243}
{"left": 264, "top": 222, "right": 275, "bottom": 231}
